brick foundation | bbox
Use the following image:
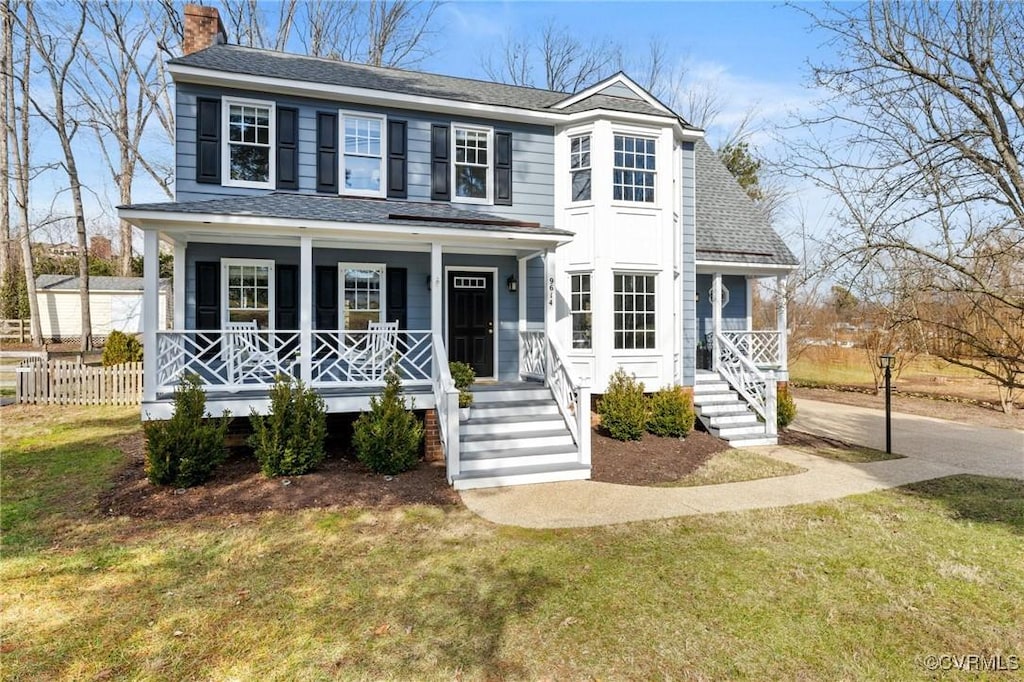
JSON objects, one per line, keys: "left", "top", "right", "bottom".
{"left": 423, "top": 408, "right": 444, "bottom": 462}
{"left": 183, "top": 4, "right": 227, "bottom": 55}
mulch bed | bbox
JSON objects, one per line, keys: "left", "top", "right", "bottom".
{"left": 99, "top": 430, "right": 459, "bottom": 521}
{"left": 590, "top": 425, "right": 731, "bottom": 486}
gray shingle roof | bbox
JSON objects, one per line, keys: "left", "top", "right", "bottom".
{"left": 694, "top": 140, "right": 798, "bottom": 267}
{"left": 557, "top": 94, "right": 668, "bottom": 117}
{"left": 172, "top": 44, "right": 571, "bottom": 112}
{"left": 36, "top": 275, "right": 170, "bottom": 291}
{"left": 122, "top": 193, "right": 572, "bottom": 237}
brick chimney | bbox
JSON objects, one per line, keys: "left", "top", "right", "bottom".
{"left": 183, "top": 4, "right": 227, "bottom": 55}
{"left": 89, "top": 235, "right": 112, "bottom": 261}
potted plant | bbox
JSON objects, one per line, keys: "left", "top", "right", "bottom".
{"left": 449, "top": 361, "right": 476, "bottom": 421}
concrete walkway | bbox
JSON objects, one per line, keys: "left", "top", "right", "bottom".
{"left": 460, "top": 399, "right": 1023, "bottom": 529}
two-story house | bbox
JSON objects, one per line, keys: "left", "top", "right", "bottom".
{"left": 120, "top": 4, "right": 798, "bottom": 489}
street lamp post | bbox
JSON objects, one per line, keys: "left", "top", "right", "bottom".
{"left": 878, "top": 354, "right": 894, "bottom": 454}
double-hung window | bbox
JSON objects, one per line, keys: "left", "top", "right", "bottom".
{"left": 570, "top": 273, "right": 592, "bottom": 350}
{"left": 613, "top": 134, "right": 656, "bottom": 203}
{"left": 339, "top": 264, "right": 385, "bottom": 331}
{"left": 223, "top": 98, "right": 275, "bottom": 188}
{"left": 613, "top": 273, "right": 656, "bottom": 349}
{"left": 569, "top": 134, "right": 592, "bottom": 202}
{"left": 223, "top": 259, "right": 275, "bottom": 329}
{"left": 453, "top": 125, "right": 492, "bottom": 202}
{"left": 342, "top": 113, "right": 386, "bottom": 197}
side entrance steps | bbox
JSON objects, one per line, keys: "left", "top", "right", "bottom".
{"left": 693, "top": 370, "right": 777, "bottom": 447}
{"left": 451, "top": 382, "right": 589, "bottom": 490}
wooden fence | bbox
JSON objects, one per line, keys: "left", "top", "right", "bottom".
{"left": 16, "top": 359, "right": 142, "bottom": 406}
{"left": 0, "top": 319, "right": 29, "bottom": 343}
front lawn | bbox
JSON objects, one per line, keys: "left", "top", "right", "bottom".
{"left": 2, "top": 406, "right": 1022, "bottom": 680}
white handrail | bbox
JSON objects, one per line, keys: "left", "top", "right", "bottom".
{"left": 431, "top": 332, "right": 461, "bottom": 482}
{"left": 716, "top": 331, "right": 777, "bottom": 436}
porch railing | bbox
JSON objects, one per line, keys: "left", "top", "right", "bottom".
{"left": 721, "top": 330, "right": 784, "bottom": 368}
{"left": 154, "top": 328, "right": 431, "bottom": 394}
{"left": 431, "top": 332, "right": 460, "bottom": 482}
{"left": 715, "top": 331, "right": 777, "bottom": 437}
{"left": 519, "top": 327, "right": 591, "bottom": 466}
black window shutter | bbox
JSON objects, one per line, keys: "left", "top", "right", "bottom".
{"left": 195, "top": 261, "right": 220, "bottom": 329}
{"left": 430, "top": 124, "right": 450, "bottom": 201}
{"left": 315, "top": 265, "right": 338, "bottom": 329}
{"left": 386, "top": 268, "right": 407, "bottom": 328}
{"left": 316, "top": 112, "right": 338, "bottom": 193}
{"left": 494, "top": 131, "right": 513, "bottom": 205}
{"left": 195, "top": 98, "right": 221, "bottom": 185}
{"left": 387, "top": 120, "right": 407, "bottom": 199}
{"left": 276, "top": 264, "right": 298, "bottom": 329}
{"left": 277, "top": 107, "right": 299, "bottom": 190}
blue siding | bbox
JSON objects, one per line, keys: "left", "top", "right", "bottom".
{"left": 680, "top": 142, "right": 697, "bottom": 386}
{"left": 175, "top": 84, "right": 554, "bottom": 225}
{"left": 183, "top": 243, "right": 522, "bottom": 379}
{"left": 526, "top": 256, "right": 544, "bottom": 323}
{"left": 695, "top": 273, "right": 748, "bottom": 341}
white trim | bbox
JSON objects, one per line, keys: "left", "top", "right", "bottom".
{"left": 169, "top": 63, "right": 705, "bottom": 141}
{"left": 451, "top": 123, "right": 494, "bottom": 205}
{"left": 173, "top": 241, "right": 186, "bottom": 328}
{"left": 339, "top": 110, "right": 387, "bottom": 198}
{"left": 337, "top": 262, "right": 386, "bottom": 331}
{"left": 221, "top": 257, "right": 276, "bottom": 330}
{"left": 443, "top": 265, "right": 499, "bottom": 381}
{"left": 695, "top": 260, "right": 800, "bottom": 275}
{"left": 221, "top": 96, "right": 276, "bottom": 189}
{"left": 552, "top": 73, "right": 673, "bottom": 114}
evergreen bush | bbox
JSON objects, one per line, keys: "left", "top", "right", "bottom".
{"left": 144, "top": 374, "right": 230, "bottom": 487}
{"left": 102, "top": 331, "right": 143, "bottom": 366}
{"left": 777, "top": 385, "right": 797, "bottom": 429}
{"left": 599, "top": 369, "right": 648, "bottom": 441}
{"left": 449, "top": 360, "right": 475, "bottom": 408}
{"left": 352, "top": 369, "right": 424, "bottom": 474}
{"left": 249, "top": 376, "right": 327, "bottom": 477}
{"left": 647, "top": 385, "right": 695, "bottom": 438}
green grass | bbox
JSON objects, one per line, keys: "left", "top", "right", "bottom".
{"left": 3, "top": 406, "right": 1023, "bottom": 680}
{"left": 660, "top": 449, "right": 806, "bottom": 487}
{"left": 796, "top": 444, "right": 905, "bottom": 463}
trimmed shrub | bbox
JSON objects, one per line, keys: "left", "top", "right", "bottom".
{"left": 777, "top": 385, "right": 797, "bottom": 429}
{"left": 102, "top": 330, "right": 143, "bottom": 366}
{"left": 352, "top": 369, "right": 424, "bottom": 475}
{"left": 648, "top": 385, "right": 695, "bottom": 438}
{"left": 144, "top": 374, "right": 230, "bottom": 487}
{"left": 249, "top": 376, "right": 327, "bottom": 477}
{"left": 449, "top": 360, "right": 476, "bottom": 408}
{"left": 599, "top": 369, "right": 648, "bottom": 441}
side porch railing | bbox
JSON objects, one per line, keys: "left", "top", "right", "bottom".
{"left": 430, "top": 332, "right": 460, "bottom": 482}
{"left": 519, "top": 326, "right": 591, "bottom": 467}
{"left": 720, "top": 330, "right": 784, "bottom": 368}
{"left": 715, "top": 331, "right": 777, "bottom": 437}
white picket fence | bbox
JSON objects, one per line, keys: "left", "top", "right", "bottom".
{"left": 16, "top": 359, "right": 142, "bottom": 406}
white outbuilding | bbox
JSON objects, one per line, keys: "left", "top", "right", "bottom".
{"left": 35, "top": 275, "right": 170, "bottom": 341}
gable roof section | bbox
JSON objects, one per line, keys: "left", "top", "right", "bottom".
{"left": 557, "top": 94, "right": 670, "bottom": 117}
{"left": 694, "top": 139, "right": 798, "bottom": 267}
{"left": 121, "top": 193, "right": 572, "bottom": 237}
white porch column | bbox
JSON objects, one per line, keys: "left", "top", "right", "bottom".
{"left": 142, "top": 230, "right": 159, "bottom": 402}
{"left": 299, "top": 236, "right": 313, "bottom": 384}
{"left": 172, "top": 240, "right": 185, "bottom": 329}
{"left": 430, "top": 243, "right": 443, "bottom": 338}
{"left": 776, "top": 274, "right": 788, "bottom": 371}
{"left": 517, "top": 255, "right": 527, "bottom": 377}
{"left": 543, "top": 249, "right": 556, "bottom": 386}
{"left": 712, "top": 272, "right": 722, "bottom": 369}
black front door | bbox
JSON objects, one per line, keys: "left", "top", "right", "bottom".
{"left": 448, "top": 271, "right": 494, "bottom": 377}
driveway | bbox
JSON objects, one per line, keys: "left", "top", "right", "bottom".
{"left": 793, "top": 398, "right": 1024, "bottom": 480}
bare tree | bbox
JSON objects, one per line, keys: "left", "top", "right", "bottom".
{"left": 4, "top": 1, "right": 41, "bottom": 345}
{"left": 482, "top": 18, "right": 619, "bottom": 92}
{"left": 73, "top": 0, "right": 169, "bottom": 276}
{"left": 788, "top": 0, "right": 1024, "bottom": 413}
{"left": 22, "top": 2, "right": 92, "bottom": 350}
{"left": 300, "top": 0, "right": 358, "bottom": 58}
{"left": 0, "top": 0, "right": 10, "bottom": 287}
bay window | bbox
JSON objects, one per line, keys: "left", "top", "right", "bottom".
{"left": 570, "top": 134, "right": 592, "bottom": 202}
{"left": 613, "top": 134, "right": 656, "bottom": 203}
{"left": 570, "top": 273, "right": 592, "bottom": 350}
{"left": 614, "top": 273, "right": 656, "bottom": 349}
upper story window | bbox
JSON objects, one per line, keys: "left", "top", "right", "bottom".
{"left": 570, "top": 135, "right": 591, "bottom": 202}
{"left": 613, "top": 134, "right": 656, "bottom": 203}
{"left": 453, "top": 125, "right": 492, "bottom": 203}
{"left": 342, "top": 113, "right": 386, "bottom": 197}
{"left": 223, "top": 97, "right": 276, "bottom": 189}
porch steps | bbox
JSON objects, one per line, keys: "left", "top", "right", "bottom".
{"left": 452, "top": 383, "right": 588, "bottom": 490}
{"left": 693, "top": 370, "right": 777, "bottom": 448}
